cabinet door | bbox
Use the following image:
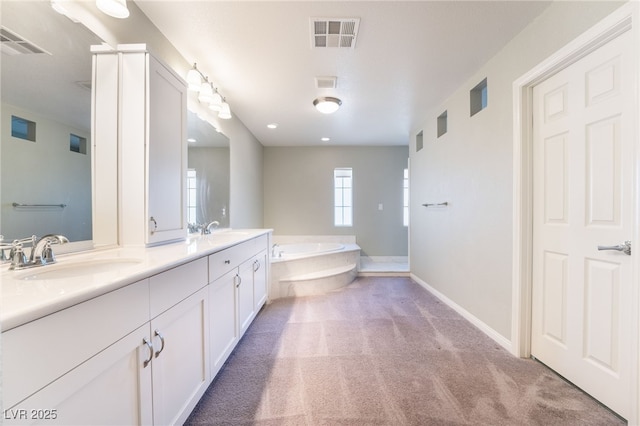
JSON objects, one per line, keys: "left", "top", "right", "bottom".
{"left": 5, "top": 325, "right": 153, "bottom": 426}
{"left": 253, "top": 250, "right": 268, "bottom": 310}
{"left": 209, "top": 268, "right": 238, "bottom": 378}
{"left": 237, "top": 258, "right": 256, "bottom": 337}
{"left": 150, "top": 287, "right": 209, "bottom": 426}
{"left": 147, "top": 55, "right": 187, "bottom": 245}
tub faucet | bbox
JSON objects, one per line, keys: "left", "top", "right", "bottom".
{"left": 29, "top": 234, "right": 69, "bottom": 266}
{"left": 202, "top": 221, "right": 220, "bottom": 235}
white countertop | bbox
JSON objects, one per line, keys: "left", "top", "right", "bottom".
{"left": 0, "top": 229, "right": 271, "bottom": 331}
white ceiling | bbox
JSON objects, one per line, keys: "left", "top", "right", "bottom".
{"left": 135, "top": 0, "right": 552, "bottom": 147}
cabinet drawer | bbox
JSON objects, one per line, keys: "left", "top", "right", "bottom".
{"left": 150, "top": 257, "right": 208, "bottom": 318}
{"left": 2, "top": 280, "right": 150, "bottom": 409}
{"left": 208, "top": 235, "right": 269, "bottom": 282}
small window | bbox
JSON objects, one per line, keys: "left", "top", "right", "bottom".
{"left": 416, "top": 130, "right": 424, "bottom": 152}
{"left": 11, "top": 115, "right": 36, "bottom": 141}
{"left": 334, "top": 167, "right": 352, "bottom": 227}
{"left": 70, "top": 134, "right": 87, "bottom": 154}
{"left": 437, "top": 110, "right": 447, "bottom": 137}
{"left": 403, "top": 168, "right": 409, "bottom": 227}
{"left": 187, "top": 169, "right": 197, "bottom": 224}
{"left": 470, "top": 78, "right": 488, "bottom": 116}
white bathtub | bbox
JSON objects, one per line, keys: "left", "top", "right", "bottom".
{"left": 274, "top": 242, "right": 344, "bottom": 260}
{"left": 269, "top": 237, "right": 360, "bottom": 299}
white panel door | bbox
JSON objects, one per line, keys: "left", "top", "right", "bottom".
{"left": 532, "top": 30, "right": 634, "bottom": 419}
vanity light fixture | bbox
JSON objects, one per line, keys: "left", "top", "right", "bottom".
{"left": 187, "top": 138, "right": 197, "bottom": 143}
{"left": 267, "top": 123, "right": 278, "bottom": 129}
{"left": 218, "top": 101, "right": 232, "bottom": 120}
{"left": 187, "top": 63, "right": 232, "bottom": 119}
{"left": 96, "top": 0, "right": 130, "bottom": 19}
{"left": 313, "top": 97, "right": 341, "bottom": 114}
{"left": 321, "top": 137, "right": 331, "bottom": 142}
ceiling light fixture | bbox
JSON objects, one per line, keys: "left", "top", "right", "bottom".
{"left": 186, "top": 63, "right": 232, "bottom": 120}
{"left": 96, "top": 0, "right": 130, "bottom": 19}
{"left": 313, "top": 97, "right": 342, "bottom": 114}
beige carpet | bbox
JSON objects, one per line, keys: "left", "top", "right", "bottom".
{"left": 186, "top": 277, "right": 625, "bottom": 425}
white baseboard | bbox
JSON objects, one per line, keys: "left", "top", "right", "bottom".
{"left": 410, "top": 273, "right": 513, "bottom": 353}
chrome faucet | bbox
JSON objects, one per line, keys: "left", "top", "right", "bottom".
{"left": 202, "top": 221, "right": 220, "bottom": 235}
{"left": 5, "top": 234, "right": 68, "bottom": 270}
{"left": 30, "top": 234, "right": 69, "bottom": 266}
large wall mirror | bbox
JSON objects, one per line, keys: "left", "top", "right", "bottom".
{"left": 1, "top": 1, "right": 232, "bottom": 245}
{"left": 1, "top": 1, "right": 102, "bottom": 244}
{"left": 187, "top": 111, "right": 230, "bottom": 230}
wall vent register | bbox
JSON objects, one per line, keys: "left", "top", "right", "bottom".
{"left": 1, "top": 27, "right": 49, "bottom": 55}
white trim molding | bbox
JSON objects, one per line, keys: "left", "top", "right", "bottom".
{"left": 511, "top": 2, "right": 639, "bottom": 423}
{"left": 411, "top": 273, "right": 513, "bottom": 353}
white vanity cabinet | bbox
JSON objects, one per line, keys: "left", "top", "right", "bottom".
{"left": 148, "top": 258, "right": 210, "bottom": 426}
{"left": 208, "top": 235, "right": 269, "bottom": 378}
{"left": 2, "top": 280, "right": 153, "bottom": 425}
{"left": 2, "top": 259, "right": 209, "bottom": 426}
{"left": 92, "top": 44, "right": 187, "bottom": 247}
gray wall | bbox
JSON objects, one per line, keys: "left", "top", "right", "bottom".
{"left": 409, "top": 1, "right": 626, "bottom": 340}
{"left": 1, "top": 103, "right": 92, "bottom": 242}
{"left": 264, "top": 146, "right": 408, "bottom": 256}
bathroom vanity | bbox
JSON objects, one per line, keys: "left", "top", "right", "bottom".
{"left": 1, "top": 230, "right": 271, "bottom": 425}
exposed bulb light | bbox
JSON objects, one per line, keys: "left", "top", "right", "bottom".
{"left": 313, "top": 97, "right": 342, "bottom": 114}
{"left": 267, "top": 123, "right": 278, "bottom": 129}
{"left": 187, "top": 138, "right": 197, "bottom": 143}
{"left": 218, "top": 101, "right": 232, "bottom": 120}
{"left": 321, "top": 137, "right": 330, "bottom": 142}
{"left": 96, "top": 0, "right": 129, "bottom": 19}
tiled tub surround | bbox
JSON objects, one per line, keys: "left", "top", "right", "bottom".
{"left": 270, "top": 235, "right": 360, "bottom": 299}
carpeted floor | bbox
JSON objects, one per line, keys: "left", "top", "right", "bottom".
{"left": 186, "top": 277, "right": 625, "bottom": 425}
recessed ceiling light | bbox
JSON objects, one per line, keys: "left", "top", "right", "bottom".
{"left": 267, "top": 123, "right": 278, "bottom": 129}
{"left": 321, "top": 137, "right": 330, "bottom": 142}
{"left": 187, "top": 138, "right": 197, "bottom": 143}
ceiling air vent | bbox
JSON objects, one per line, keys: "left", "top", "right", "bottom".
{"left": 1, "top": 27, "right": 49, "bottom": 56}
{"left": 315, "top": 76, "right": 337, "bottom": 89}
{"left": 311, "top": 18, "right": 360, "bottom": 48}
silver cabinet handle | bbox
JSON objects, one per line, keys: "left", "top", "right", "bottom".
{"left": 143, "top": 337, "right": 154, "bottom": 367}
{"left": 598, "top": 240, "right": 631, "bottom": 255}
{"left": 253, "top": 259, "right": 260, "bottom": 272}
{"left": 234, "top": 274, "right": 242, "bottom": 288}
{"left": 154, "top": 330, "right": 165, "bottom": 358}
{"left": 150, "top": 217, "right": 158, "bottom": 235}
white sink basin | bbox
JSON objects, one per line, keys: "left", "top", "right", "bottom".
{"left": 16, "top": 258, "right": 143, "bottom": 281}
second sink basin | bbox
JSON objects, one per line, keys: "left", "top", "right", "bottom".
{"left": 17, "top": 258, "right": 143, "bottom": 281}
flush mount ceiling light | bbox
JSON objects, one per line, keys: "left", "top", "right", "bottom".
{"left": 186, "top": 63, "right": 232, "bottom": 120}
{"left": 313, "top": 97, "right": 342, "bottom": 114}
{"left": 96, "top": 0, "right": 129, "bottom": 19}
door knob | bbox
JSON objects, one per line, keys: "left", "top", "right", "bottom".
{"left": 597, "top": 240, "right": 631, "bottom": 255}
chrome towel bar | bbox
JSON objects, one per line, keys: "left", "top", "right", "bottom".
{"left": 422, "top": 202, "right": 448, "bottom": 207}
{"left": 12, "top": 202, "right": 67, "bottom": 208}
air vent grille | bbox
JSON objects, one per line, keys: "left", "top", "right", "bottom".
{"left": 1, "top": 27, "right": 49, "bottom": 56}
{"left": 315, "top": 76, "right": 337, "bottom": 89}
{"left": 311, "top": 18, "right": 360, "bottom": 48}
